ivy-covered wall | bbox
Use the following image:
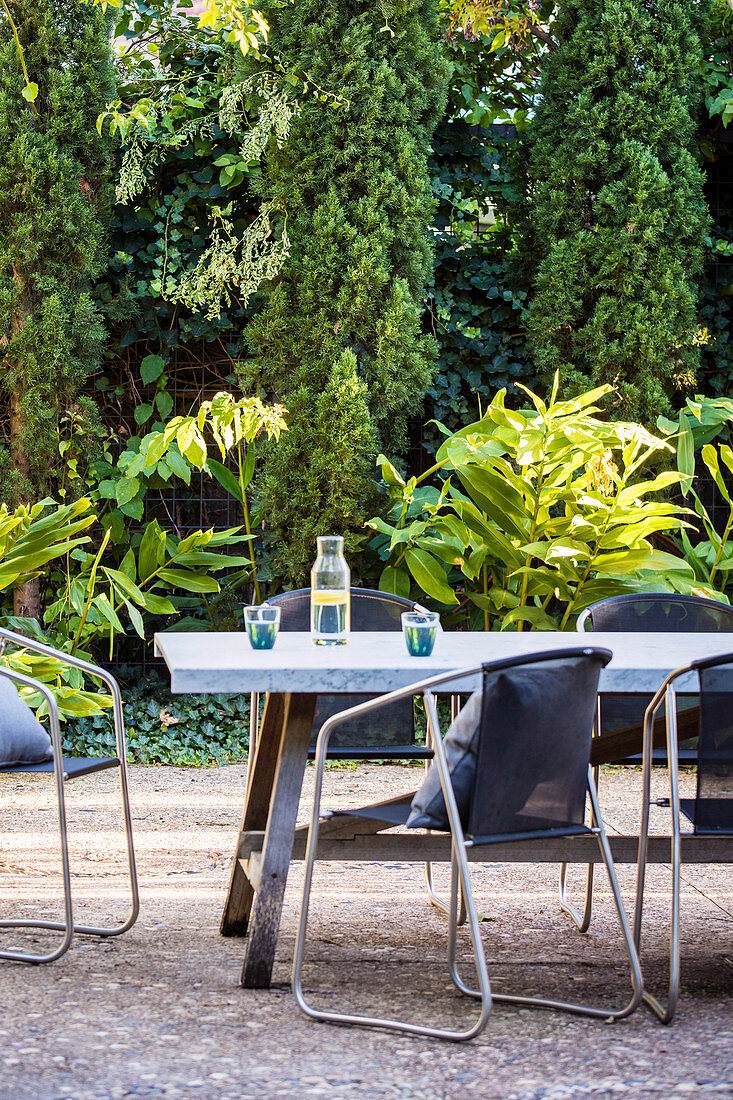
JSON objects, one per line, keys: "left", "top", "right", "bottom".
{"left": 700, "top": 132, "right": 733, "bottom": 396}
{"left": 425, "top": 120, "right": 532, "bottom": 444}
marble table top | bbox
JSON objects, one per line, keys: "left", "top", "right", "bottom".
{"left": 153, "top": 630, "right": 733, "bottom": 695}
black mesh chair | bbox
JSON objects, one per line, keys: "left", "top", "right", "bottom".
{"left": 292, "top": 648, "right": 643, "bottom": 1041}
{"left": 578, "top": 594, "right": 733, "bottom": 762}
{"left": 250, "top": 588, "right": 431, "bottom": 760}
{"left": 0, "top": 627, "right": 138, "bottom": 964}
{"left": 566, "top": 593, "right": 733, "bottom": 932}
{"left": 635, "top": 651, "right": 733, "bottom": 1022}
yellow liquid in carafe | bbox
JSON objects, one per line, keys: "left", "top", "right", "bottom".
{"left": 311, "top": 589, "right": 349, "bottom": 644}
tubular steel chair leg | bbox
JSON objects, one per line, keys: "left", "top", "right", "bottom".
{"left": 559, "top": 697, "right": 602, "bottom": 932}
{"left": 636, "top": 684, "right": 681, "bottom": 1024}
{"left": 0, "top": 694, "right": 73, "bottom": 964}
{"left": 558, "top": 860, "right": 594, "bottom": 932}
{"left": 634, "top": 693, "right": 661, "bottom": 958}
{"left": 448, "top": 768, "right": 643, "bottom": 1021}
{"left": 293, "top": 688, "right": 492, "bottom": 1041}
{"left": 558, "top": 763, "right": 598, "bottom": 933}
{"left": 0, "top": 666, "right": 139, "bottom": 961}
{"left": 425, "top": 694, "right": 468, "bottom": 927}
{"left": 424, "top": 861, "right": 467, "bottom": 925}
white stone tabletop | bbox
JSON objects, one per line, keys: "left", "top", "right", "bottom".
{"left": 153, "top": 630, "right": 733, "bottom": 695}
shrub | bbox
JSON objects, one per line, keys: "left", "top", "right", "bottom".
{"left": 242, "top": 0, "right": 449, "bottom": 582}
{"left": 523, "top": 0, "right": 710, "bottom": 424}
{"left": 369, "top": 377, "right": 713, "bottom": 630}
{"left": 0, "top": 0, "right": 116, "bottom": 497}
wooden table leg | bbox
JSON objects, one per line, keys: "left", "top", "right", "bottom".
{"left": 219, "top": 690, "right": 316, "bottom": 988}
{"left": 220, "top": 692, "right": 294, "bottom": 937}
{"left": 239, "top": 692, "right": 316, "bottom": 988}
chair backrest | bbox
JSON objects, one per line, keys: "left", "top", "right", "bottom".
{"left": 266, "top": 587, "right": 414, "bottom": 632}
{"left": 694, "top": 658, "right": 733, "bottom": 834}
{"left": 266, "top": 588, "right": 416, "bottom": 750}
{"left": 580, "top": 594, "right": 733, "bottom": 755}
{"left": 580, "top": 593, "right": 733, "bottom": 634}
{"left": 467, "top": 649, "right": 611, "bottom": 839}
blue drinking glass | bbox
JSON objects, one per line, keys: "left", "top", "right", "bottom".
{"left": 401, "top": 611, "right": 440, "bottom": 657}
{"left": 244, "top": 606, "right": 281, "bottom": 650}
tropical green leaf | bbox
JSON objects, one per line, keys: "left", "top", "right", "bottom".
{"left": 115, "top": 477, "right": 141, "bottom": 507}
{"left": 140, "top": 592, "right": 177, "bottom": 615}
{"left": 379, "top": 564, "right": 411, "bottom": 598}
{"left": 122, "top": 598, "right": 145, "bottom": 639}
{"left": 138, "top": 520, "right": 166, "bottom": 582}
{"left": 156, "top": 390, "right": 174, "bottom": 419}
{"left": 173, "top": 551, "right": 252, "bottom": 570}
{"left": 500, "top": 606, "right": 558, "bottom": 631}
{"left": 404, "top": 548, "right": 458, "bottom": 605}
{"left": 156, "top": 568, "right": 220, "bottom": 593}
{"left": 701, "top": 445, "right": 731, "bottom": 504}
{"left": 134, "top": 404, "right": 154, "bottom": 426}
{"left": 454, "top": 466, "right": 529, "bottom": 540}
{"left": 208, "top": 458, "right": 245, "bottom": 502}
{"left": 677, "top": 411, "right": 695, "bottom": 497}
{"left": 165, "top": 447, "right": 191, "bottom": 485}
{"left": 95, "top": 592, "right": 124, "bottom": 633}
{"left": 377, "top": 454, "right": 405, "bottom": 488}
{"left": 595, "top": 549, "right": 693, "bottom": 576}
{"left": 144, "top": 431, "right": 169, "bottom": 468}
{"left": 102, "top": 567, "right": 146, "bottom": 604}
{"left": 616, "top": 471, "right": 683, "bottom": 506}
{"left": 452, "top": 502, "right": 523, "bottom": 568}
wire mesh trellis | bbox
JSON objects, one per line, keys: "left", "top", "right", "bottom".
{"left": 90, "top": 339, "right": 256, "bottom": 670}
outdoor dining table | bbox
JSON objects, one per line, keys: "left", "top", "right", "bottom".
{"left": 154, "top": 628, "right": 733, "bottom": 989}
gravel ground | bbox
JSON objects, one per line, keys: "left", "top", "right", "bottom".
{"left": 0, "top": 763, "right": 731, "bottom": 1100}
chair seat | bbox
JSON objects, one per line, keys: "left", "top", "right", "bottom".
{"left": 328, "top": 802, "right": 595, "bottom": 843}
{"left": 328, "top": 800, "right": 414, "bottom": 826}
{"left": 309, "top": 745, "right": 433, "bottom": 761}
{"left": 680, "top": 797, "right": 733, "bottom": 834}
{"left": 4, "top": 757, "right": 120, "bottom": 779}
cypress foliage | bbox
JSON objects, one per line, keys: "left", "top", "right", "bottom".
{"left": 0, "top": 0, "right": 115, "bottom": 505}
{"left": 243, "top": 0, "right": 449, "bottom": 582}
{"left": 524, "top": 0, "right": 711, "bottom": 423}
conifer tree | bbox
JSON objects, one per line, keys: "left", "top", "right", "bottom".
{"left": 243, "top": 0, "right": 449, "bottom": 581}
{"left": 0, "top": 0, "right": 115, "bottom": 614}
{"left": 524, "top": 0, "right": 710, "bottom": 423}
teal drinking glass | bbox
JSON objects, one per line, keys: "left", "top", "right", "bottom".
{"left": 244, "top": 605, "right": 281, "bottom": 650}
{"left": 401, "top": 611, "right": 440, "bottom": 657}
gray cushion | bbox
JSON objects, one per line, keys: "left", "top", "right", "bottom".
{"left": 0, "top": 675, "right": 53, "bottom": 768}
{"left": 406, "top": 690, "right": 482, "bottom": 830}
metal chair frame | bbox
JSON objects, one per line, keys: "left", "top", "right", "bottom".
{"left": 293, "top": 652, "right": 643, "bottom": 1041}
{"left": 557, "top": 696, "right": 601, "bottom": 934}
{"left": 0, "top": 627, "right": 139, "bottom": 964}
{"left": 634, "top": 652, "right": 733, "bottom": 1024}
{"left": 424, "top": 693, "right": 468, "bottom": 926}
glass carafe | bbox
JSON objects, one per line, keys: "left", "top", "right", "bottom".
{"left": 310, "top": 535, "right": 350, "bottom": 645}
